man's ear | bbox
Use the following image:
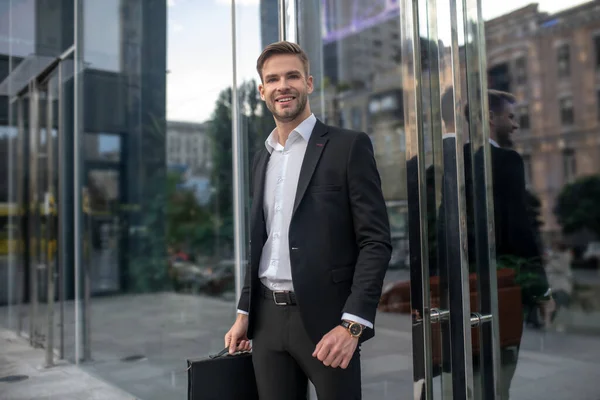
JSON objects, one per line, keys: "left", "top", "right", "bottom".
{"left": 258, "top": 83, "right": 265, "bottom": 100}
{"left": 307, "top": 75, "right": 314, "bottom": 94}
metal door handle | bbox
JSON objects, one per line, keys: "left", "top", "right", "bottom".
{"left": 414, "top": 309, "right": 493, "bottom": 327}
{"left": 470, "top": 312, "right": 493, "bottom": 327}
{"left": 430, "top": 308, "right": 450, "bottom": 322}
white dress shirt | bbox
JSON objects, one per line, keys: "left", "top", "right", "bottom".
{"left": 489, "top": 138, "right": 500, "bottom": 148}
{"left": 445, "top": 132, "right": 500, "bottom": 148}
{"left": 238, "top": 113, "right": 372, "bottom": 328}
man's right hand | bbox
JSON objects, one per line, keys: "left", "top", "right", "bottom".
{"left": 224, "top": 313, "right": 251, "bottom": 354}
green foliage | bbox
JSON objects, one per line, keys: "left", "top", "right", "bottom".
{"left": 165, "top": 171, "right": 215, "bottom": 254}
{"left": 128, "top": 168, "right": 170, "bottom": 293}
{"left": 126, "top": 109, "right": 170, "bottom": 293}
{"left": 183, "top": 80, "right": 274, "bottom": 259}
{"left": 496, "top": 254, "right": 547, "bottom": 305}
{"left": 554, "top": 175, "right": 600, "bottom": 238}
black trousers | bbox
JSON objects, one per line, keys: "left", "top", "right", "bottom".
{"left": 252, "top": 290, "right": 362, "bottom": 400}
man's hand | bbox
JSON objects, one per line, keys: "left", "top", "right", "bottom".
{"left": 312, "top": 325, "right": 358, "bottom": 369}
{"left": 538, "top": 298, "right": 556, "bottom": 328}
{"left": 224, "top": 314, "right": 251, "bottom": 354}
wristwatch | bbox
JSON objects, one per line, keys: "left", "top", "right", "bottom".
{"left": 341, "top": 320, "right": 364, "bottom": 338}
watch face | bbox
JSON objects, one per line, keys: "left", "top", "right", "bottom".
{"left": 349, "top": 323, "right": 362, "bottom": 336}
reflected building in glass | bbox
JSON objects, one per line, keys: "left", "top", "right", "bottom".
{"left": 485, "top": 2, "right": 600, "bottom": 246}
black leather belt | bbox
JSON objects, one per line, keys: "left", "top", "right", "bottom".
{"left": 260, "top": 284, "right": 297, "bottom": 306}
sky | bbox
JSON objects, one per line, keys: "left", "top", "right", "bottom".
{"left": 166, "top": 0, "right": 262, "bottom": 123}
{"left": 169, "top": 0, "right": 590, "bottom": 123}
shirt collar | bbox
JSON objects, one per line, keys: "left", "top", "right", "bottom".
{"left": 265, "top": 113, "right": 317, "bottom": 153}
{"left": 446, "top": 134, "right": 500, "bottom": 148}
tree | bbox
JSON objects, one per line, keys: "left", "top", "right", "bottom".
{"left": 555, "top": 175, "right": 600, "bottom": 239}
{"left": 165, "top": 170, "right": 215, "bottom": 254}
{"left": 205, "top": 80, "right": 274, "bottom": 259}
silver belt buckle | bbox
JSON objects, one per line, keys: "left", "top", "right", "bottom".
{"left": 273, "top": 291, "right": 287, "bottom": 306}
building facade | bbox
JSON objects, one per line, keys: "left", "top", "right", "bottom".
{"left": 486, "top": 2, "right": 600, "bottom": 243}
{"left": 166, "top": 120, "right": 210, "bottom": 173}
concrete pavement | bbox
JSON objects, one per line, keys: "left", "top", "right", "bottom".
{"left": 0, "top": 329, "right": 136, "bottom": 400}
{"left": 1, "top": 266, "right": 600, "bottom": 399}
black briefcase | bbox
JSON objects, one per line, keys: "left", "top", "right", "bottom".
{"left": 187, "top": 348, "right": 259, "bottom": 400}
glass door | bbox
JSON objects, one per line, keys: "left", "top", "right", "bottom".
{"left": 401, "top": 0, "right": 505, "bottom": 398}
{"left": 294, "top": 0, "right": 503, "bottom": 398}
{"left": 15, "top": 60, "right": 65, "bottom": 367}
{"left": 84, "top": 165, "right": 122, "bottom": 295}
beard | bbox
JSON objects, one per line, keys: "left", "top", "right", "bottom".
{"left": 497, "top": 130, "right": 513, "bottom": 149}
{"left": 266, "top": 91, "right": 308, "bottom": 123}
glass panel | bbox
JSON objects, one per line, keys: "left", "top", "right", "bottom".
{"left": 303, "top": 0, "right": 415, "bottom": 398}
{"left": 83, "top": 133, "right": 121, "bottom": 162}
{"left": 85, "top": 169, "right": 120, "bottom": 294}
{"left": 476, "top": 0, "right": 600, "bottom": 398}
{"left": 72, "top": 1, "right": 237, "bottom": 398}
{"left": 59, "top": 52, "right": 76, "bottom": 362}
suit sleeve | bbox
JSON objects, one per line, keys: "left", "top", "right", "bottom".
{"left": 505, "top": 151, "right": 549, "bottom": 300}
{"left": 237, "top": 152, "right": 261, "bottom": 313}
{"left": 343, "top": 132, "right": 392, "bottom": 325}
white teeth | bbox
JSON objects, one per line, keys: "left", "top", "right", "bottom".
{"left": 278, "top": 97, "right": 293, "bottom": 102}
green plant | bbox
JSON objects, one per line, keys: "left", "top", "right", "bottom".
{"left": 555, "top": 175, "right": 600, "bottom": 238}
{"left": 496, "top": 254, "right": 547, "bottom": 305}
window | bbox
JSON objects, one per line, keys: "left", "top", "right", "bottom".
{"left": 518, "top": 105, "right": 530, "bottom": 130}
{"left": 522, "top": 154, "right": 533, "bottom": 188}
{"left": 515, "top": 56, "right": 527, "bottom": 85}
{"left": 488, "top": 63, "right": 511, "bottom": 92}
{"left": 563, "top": 149, "right": 576, "bottom": 183}
{"left": 557, "top": 44, "right": 570, "bottom": 77}
{"left": 559, "top": 97, "right": 574, "bottom": 125}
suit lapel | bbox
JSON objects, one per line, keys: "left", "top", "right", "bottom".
{"left": 251, "top": 149, "right": 270, "bottom": 234}
{"left": 293, "top": 120, "right": 329, "bottom": 216}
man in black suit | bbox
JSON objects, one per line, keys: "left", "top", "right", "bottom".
{"left": 464, "top": 90, "right": 551, "bottom": 300}
{"left": 224, "top": 41, "right": 392, "bottom": 400}
{"left": 463, "top": 89, "right": 554, "bottom": 399}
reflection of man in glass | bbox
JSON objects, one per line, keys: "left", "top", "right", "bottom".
{"left": 486, "top": 89, "right": 519, "bottom": 148}
{"left": 224, "top": 41, "right": 391, "bottom": 399}
{"left": 464, "top": 90, "right": 555, "bottom": 398}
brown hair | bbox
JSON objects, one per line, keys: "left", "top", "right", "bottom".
{"left": 256, "top": 41, "right": 310, "bottom": 82}
{"left": 488, "top": 89, "right": 516, "bottom": 115}
{"left": 464, "top": 89, "right": 516, "bottom": 120}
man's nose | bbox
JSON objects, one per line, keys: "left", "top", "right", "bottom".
{"left": 277, "top": 78, "right": 291, "bottom": 91}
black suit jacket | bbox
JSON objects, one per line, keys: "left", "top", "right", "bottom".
{"left": 237, "top": 119, "right": 392, "bottom": 345}
{"left": 423, "top": 140, "right": 548, "bottom": 301}
{"left": 464, "top": 144, "right": 548, "bottom": 303}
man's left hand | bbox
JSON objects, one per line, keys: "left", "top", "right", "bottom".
{"left": 312, "top": 325, "right": 358, "bottom": 369}
{"left": 539, "top": 297, "right": 556, "bottom": 328}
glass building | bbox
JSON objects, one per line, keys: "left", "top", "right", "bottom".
{"left": 1, "top": 0, "right": 600, "bottom": 398}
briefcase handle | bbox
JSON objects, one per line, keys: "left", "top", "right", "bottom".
{"left": 209, "top": 347, "right": 252, "bottom": 360}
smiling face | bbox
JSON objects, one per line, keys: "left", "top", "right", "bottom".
{"left": 490, "top": 100, "right": 519, "bottom": 148}
{"left": 258, "top": 54, "right": 313, "bottom": 124}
